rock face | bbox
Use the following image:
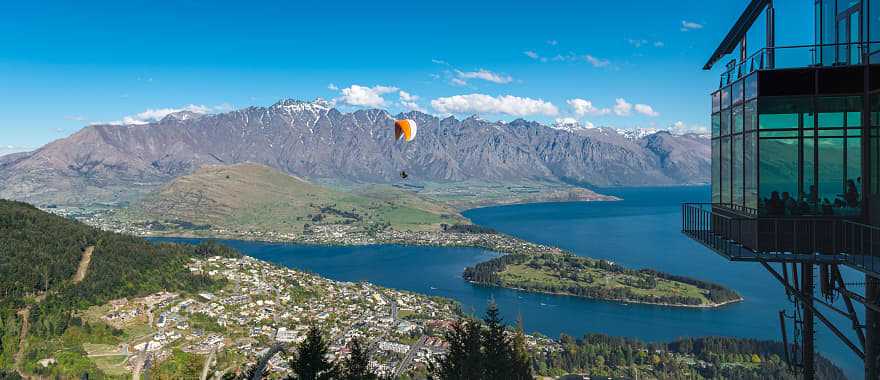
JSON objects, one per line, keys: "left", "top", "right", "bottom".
{"left": 0, "top": 99, "right": 710, "bottom": 205}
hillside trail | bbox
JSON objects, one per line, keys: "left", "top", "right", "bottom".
{"left": 14, "top": 306, "right": 31, "bottom": 377}
{"left": 14, "top": 245, "right": 95, "bottom": 378}
{"left": 72, "top": 245, "right": 95, "bottom": 283}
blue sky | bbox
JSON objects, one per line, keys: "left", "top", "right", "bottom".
{"left": 0, "top": 0, "right": 814, "bottom": 154}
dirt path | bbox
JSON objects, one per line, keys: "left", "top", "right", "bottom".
{"left": 14, "top": 306, "right": 31, "bottom": 377}
{"left": 72, "top": 246, "right": 95, "bottom": 284}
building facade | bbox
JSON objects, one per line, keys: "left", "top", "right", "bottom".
{"left": 683, "top": 1, "right": 880, "bottom": 379}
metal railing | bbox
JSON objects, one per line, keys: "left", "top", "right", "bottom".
{"left": 681, "top": 203, "right": 859, "bottom": 264}
{"left": 720, "top": 41, "right": 880, "bottom": 86}
{"left": 840, "top": 220, "right": 880, "bottom": 275}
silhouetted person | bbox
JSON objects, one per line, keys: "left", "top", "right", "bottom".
{"left": 768, "top": 191, "right": 783, "bottom": 215}
{"left": 806, "top": 185, "right": 818, "bottom": 204}
{"left": 844, "top": 179, "right": 859, "bottom": 207}
{"left": 400, "top": 171, "right": 408, "bottom": 179}
{"left": 782, "top": 192, "right": 796, "bottom": 214}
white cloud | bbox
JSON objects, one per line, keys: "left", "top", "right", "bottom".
{"left": 584, "top": 55, "right": 610, "bottom": 68}
{"left": 327, "top": 83, "right": 339, "bottom": 91}
{"left": 111, "top": 104, "right": 211, "bottom": 125}
{"left": 613, "top": 98, "right": 633, "bottom": 116}
{"left": 450, "top": 77, "right": 468, "bottom": 86}
{"left": 546, "top": 40, "right": 558, "bottom": 46}
{"left": 431, "top": 94, "right": 559, "bottom": 117}
{"left": 681, "top": 20, "right": 704, "bottom": 31}
{"left": 399, "top": 91, "right": 426, "bottom": 113}
{"left": 338, "top": 84, "right": 398, "bottom": 107}
{"left": 634, "top": 103, "right": 660, "bottom": 117}
{"left": 567, "top": 98, "right": 610, "bottom": 116}
{"left": 627, "top": 38, "right": 648, "bottom": 48}
{"left": 671, "top": 121, "right": 708, "bottom": 134}
{"left": 431, "top": 59, "right": 450, "bottom": 66}
{"left": 0, "top": 145, "right": 33, "bottom": 156}
{"left": 455, "top": 69, "right": 513, "bottom": 84}
{"left": 100, "top": 103, "right": 233, "bottom": 125}
{"left": 524, "top": 51, "right": 541, "bottom": 60}
{"left": 628, "top": 39, "right": 664, "bottom": 48}
{"left": 555, "top": 117, "right": 578, "bottom": 125}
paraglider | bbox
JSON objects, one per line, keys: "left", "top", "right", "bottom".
{"left": 393, "top": 119, "right": 417, "bottom": 179}
{"left": 394, "top": 119, "right": 417, "bottom": 142}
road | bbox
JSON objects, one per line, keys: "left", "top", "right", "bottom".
{"left": 380, "top": 293, "right": 398, "bottom": 321}
{"left": 200, "top": 350, "right": 216, "bottom": 380}
{"left": 72, "top": 245, "right": 95, "bottom": 284}
{"left": 13, "top": 306, "right": 31, "bottom": 377}
{"left": 393, "top": 335, "right": 427, "bottom": 378}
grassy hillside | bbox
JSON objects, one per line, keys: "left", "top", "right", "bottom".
{"left": 117, "top": 163, "right": 468, "bottom": 236}
{"left": 0, "top": 199, "right": 236, "bottom": 378}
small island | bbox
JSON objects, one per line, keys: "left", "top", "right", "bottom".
{"left": 464, "top": 253, "right": 743, "bottom": 308}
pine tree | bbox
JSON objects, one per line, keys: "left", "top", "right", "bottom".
{"left": 340, "top": 338, "right": 377, "bottom": 380}
{"left": 481, "top": 301, "right": 511, "bottom": 379}
{"left": 509, "top": 315, "right": 532, "bottom": 380}
{"left": 431, "top": 319, "right": 483, "bottom": 380}
{"left": 287, "top": 326, "right": 338, "bottom": 380}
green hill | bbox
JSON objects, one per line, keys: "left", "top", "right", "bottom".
{"left": 0, "top": 199, "right": 235, "bottom": 378}
{"left": 116, "top": 163, "right": 468, "bottom": 237}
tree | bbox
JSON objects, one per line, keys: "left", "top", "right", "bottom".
{"left": 509, "top": 316, "right": 533, "bottom": 380}
{"left": 481, "top": 301, "right": 510, "bottom": 379}
{"left": 431, "top": 319, "right": 482, "bottom": 380}
{"left": 287, "top": 326, "right": 338, "bottom": 380}
{"left": 340, "top": 338, "right": 378, "bottom": 380}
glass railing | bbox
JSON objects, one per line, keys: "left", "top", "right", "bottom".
{"left": 720, "top": 41, "right": 879, "bottom": 87}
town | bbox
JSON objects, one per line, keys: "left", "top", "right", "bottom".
{"left": 80, "top": 254, "right": 554, "bottom": 378}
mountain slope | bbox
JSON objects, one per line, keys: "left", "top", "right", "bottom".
{"left": 116, "top": 162, "right": 468, "bottom": 234}
{"left": 0, "top": 100, "right": 710, "bottom": 205}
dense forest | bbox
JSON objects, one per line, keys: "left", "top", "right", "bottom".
{"left": 463, "top": 253, "right": 742, "bottom": 306}
{"left": 0, "top": 199, "right": 238, "bottom": 375}
{"left": 534, "top": 334, "right": 847, "bottom": 380}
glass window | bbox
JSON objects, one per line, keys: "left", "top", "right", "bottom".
{"left": 818, "top": 138, "right": 846, "bottom": 213}
{"left": 722, "top": 137, "right": 731, "bottom": 204}
{"left": 732, "top": 80, "right": 744, "bottom": 105}
{"left": 804, "top": 137, "right": 817, "bottom": 210}
{"left": 721, "top": 110, "right": 730, "bottom": 136}
{"left": 712, "top": 92, "right": 721, "bottom": 114}
{"left": 744, "top": 132, "right": 757, "bottom": 209}
{"left": 733, "top": 135, "right": 743, "bottom": 206}
{"left": 712, "top": 113, "right": 721, "bottom": 138}
{"left": 759, "top": 138, "right": 799, "bottom": 215}
{"left": 744, "top": 100, "right": 757, "bottom": 131}
{"left": 712, "top": 139, "right": 721, "bottom": 203}
{"left": 847, "top": 137, "right": 862, "bottom": 204}
{"left": 872, "top": 0, "right": 880, "bottom": 59}
{"left": 721, "top": 86, "right": 731, "bottom": 110}
{"left": 732, "top": 105, "right": 744, "bottom": 134}
{"left": 818, "top": 96, "right": 862, "bottom": 129}
{"left": 759, "top": 97, "right": 812, "bottom": 129}
{"left": 745, "top": 73, "right": 758, "bottom": 100}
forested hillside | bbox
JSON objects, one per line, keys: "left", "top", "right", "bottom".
{"left": 0, "top": 199, "right": 237, "bottom": 377}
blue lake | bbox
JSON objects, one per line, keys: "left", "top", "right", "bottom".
{"left": 154, "top": 186, "right": 864, "bottom": 379}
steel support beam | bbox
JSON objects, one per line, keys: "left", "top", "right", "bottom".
{"left": 761, "top": 262, "right": 865, "bottom": 361}
{"left": 867, "top": 275, "right": 880, "bottom": 380}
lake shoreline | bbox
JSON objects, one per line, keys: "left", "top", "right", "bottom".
{"left": 466, "top": 280, "right": 745, "bottom": 309}
{"left": 147, "top": 227, "right": 744, "bottom": 310}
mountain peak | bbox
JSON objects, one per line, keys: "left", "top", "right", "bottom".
{"left": 271, "top": 98, "right": 333, "bottom": 113}
{"left": 161, "top": 110, "right": 203, "bottom": 123}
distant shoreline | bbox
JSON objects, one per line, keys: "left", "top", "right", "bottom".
{"left": 466, "top": 280, "right": 744, "bottom": 309}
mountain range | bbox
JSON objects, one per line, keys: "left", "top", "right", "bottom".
{"left": 0, "top": 99, "right": 710, "bottom": 205}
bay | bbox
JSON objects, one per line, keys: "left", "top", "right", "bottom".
{"left": 153, "top": 186, "right": 864, "bottom": 379}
